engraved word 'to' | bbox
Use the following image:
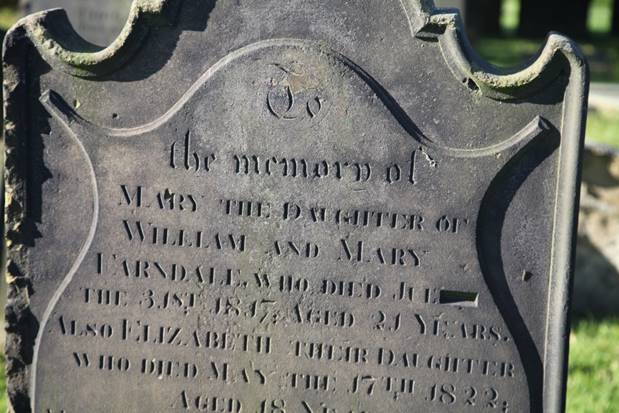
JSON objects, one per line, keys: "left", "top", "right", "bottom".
{"left": 266, "top": 62, "right": 326, "bottom": 122}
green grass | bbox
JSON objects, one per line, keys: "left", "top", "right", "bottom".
{"left": 501, "top": 0, "right": 520, "bottom": 33}
{"left": 0, "top": 6, "right": 18, "bottom": 32}
{"left": 479, "top": 0, "right": 619, "bottom": 84}
{"left": 586, "top": 109, "right": 619, "bottom": 147}
{"left": 474, "top": 37, "right": 543, "bottom": 68}
{"left": 473, "top": 36, "right": 619, "bottom": 149}
{"left": 501, "top": 0, "right": 615, "bottom": 35}
{"left": 474, "top": 37, "right": 619, "bottom": 83}
{"left": 589, "top": 0, "right": 615, "bottom": 34}
{"left": 473, "top": 35, "right": 619, "bottom": 149}
{"left": 0, "top": 354, "right": 5, "bottom": 413}
{"left": 568, "top": 319, "right": 619, "bottom": 413}
{"left": 579, "top": 38, "right": 619, "bottom": 84}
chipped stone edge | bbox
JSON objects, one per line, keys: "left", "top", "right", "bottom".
{"left": 543, "top": 38, "right": 589, "bottom": 413}
{"left": 1, "top": 1, "right": 180, "bottom": 411}
{"left": 3, "top": 20, "right": 35, "bottom": 413}
{"left": 1, "top": 1, "right": 589, "bottom": 411}
{"left": 18, "top": 0, "right": 587, "bottom": 93}
{"left": 406, "top": 0, "right": 588, "bottom": 101}
{"left": 18, "top": 0, "right": 181, "bottom": 78}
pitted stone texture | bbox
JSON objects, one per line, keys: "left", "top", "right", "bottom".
{"left": 3, "top": 1, "right": 588, "bottom": 412}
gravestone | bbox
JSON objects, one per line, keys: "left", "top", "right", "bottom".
{"left": 20, "top": 0, "right": 132, "bottom": 46}
{"left": 3, "top": 0, "right": 588, "bottom": 412}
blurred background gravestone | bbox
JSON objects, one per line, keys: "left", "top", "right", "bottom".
{"left": 20, "top": 0, "right": 132, "bottom": 46}
{"left": 518, "top": 0, "right": 593, "bottom": 39}
{"left": 434, "top": 0, "right": 503, "bottom": 38}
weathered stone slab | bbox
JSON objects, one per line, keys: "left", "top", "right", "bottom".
{"left": 3, "top": 1, "right": 588, "bottom": 412}
{"left": 20, "top": 0, "right": 132, "bottom": 46}
{"left": 434, "top": 0, "right": 466, "bottom": 21}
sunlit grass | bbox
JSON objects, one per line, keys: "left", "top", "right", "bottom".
{"left": 0, "top": 6, "right": 18, "bottom": 32}
{"left": 474, "top": 37, "right": 619, "bottom": 83}
{"left": 589, "top": 0, "right": 614, "bottom": 34}
{"left": 0, "top": 354, "right": 6, "bottom": 412}
{"left": 587, "top": 109, "right": 619, "bottom": 148}
{"left": 501, "top": 0, "right": 520, "bottom": 33}
{"left": 474, "top": 36, "right": 543, "bottom": 68}
{"left": 501, "top": 0, "right": 614, "bottom": 35}
{"left": 475, "top": 36, "right": 619, "bottom": 149}
{"left": 567, "top": 319, "right": 619, "bottom": 413}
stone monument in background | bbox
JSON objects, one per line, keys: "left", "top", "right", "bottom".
{"left": 21, "top": 0, "right": 132, "bottom": 46}
{"left": 3, "top": 0, "right": 588, "bottom": 412}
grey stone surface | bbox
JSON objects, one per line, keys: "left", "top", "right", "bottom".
{"left": 2, "top": 1, "right": 588, "bottom": 412}
{"left": 21, "top": 0, "right": 132, "bottom": 46}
